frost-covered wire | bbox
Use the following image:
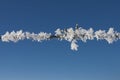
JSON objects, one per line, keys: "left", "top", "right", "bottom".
{"left": 0, "top": 24, "right": 120, "bottom": 51}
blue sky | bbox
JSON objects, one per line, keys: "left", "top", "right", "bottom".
{"left": 0, "top": 0, "right": 120, "bottom": 80}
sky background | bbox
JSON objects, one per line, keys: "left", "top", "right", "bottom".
{"left": 0, "top": 0, "right": 120, "bottom": 80}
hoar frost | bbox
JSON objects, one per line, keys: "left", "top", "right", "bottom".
{"left": 1, "top": 25, "right": 120, "bottom": 51}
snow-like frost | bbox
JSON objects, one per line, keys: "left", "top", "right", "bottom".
{"left": 71, "top": 40, "right": 79, "bottom": 51}
{"left": 1, "top": 25, "right": 120, "bottom": 51}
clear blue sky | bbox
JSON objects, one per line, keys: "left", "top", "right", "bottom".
{"left": 0, "top": 0, "right": 120, "bottom": 80}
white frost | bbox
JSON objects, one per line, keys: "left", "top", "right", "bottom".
{"left": 1, "top": 30, "right": 51, "bottom": 42}
{"left": 1, "top": 25, "right": 120, "bottom": 51}
{"left": 71, "top": 40, "right": 79, "bottom": 51}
